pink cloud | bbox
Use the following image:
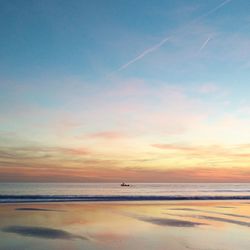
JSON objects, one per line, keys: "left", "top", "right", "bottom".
{"left": 59, "top": 147, "right": 89, "bottom": 156}
{"left": 197, "top": 83, "right": 219, "bottom": 94}
{"left": 1, "top": 164, "right": 250, "bottom": 183}
{"left": 88, "top": 131, "right": 127, "bottom": 140}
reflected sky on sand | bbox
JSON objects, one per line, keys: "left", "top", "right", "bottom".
{"left": 165, "top": 212, "right": 250, "bottom": 228}
{"left": 15, "top": 208, "right": 65, "bottom": 212}
{"left": 121, "top": 211, "right": 206, "bottom": 227}
{"left": 0, "top": 201, "right": 250, "bottom": 250}
{"left": 167, "top": 207, "right": 250, "bottom": 219}
{"left": 2, "top": 226, "right": 88, "bottom": 240}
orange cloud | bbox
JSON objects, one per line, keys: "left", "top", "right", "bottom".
{"left": 0, "top": 145, "right": 90, "bottom": 161}
{"left": 0, "top": 163, "right": 250, "bottom": 183}
{"left": 152, "top": 144, "right": 197, "bottom": 151}
{"left": 151, "top": 143, "right": 250, "bottom": 159}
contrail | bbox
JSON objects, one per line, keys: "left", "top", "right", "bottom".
{"left": 198, "top": 35, "right": 213, "bottom": 52}
{"left": 117, "top": 36, "right": 171, "bottom": 71}
{"left": 196, "top": 0, "right": 232, "bottom": 21}
{"left": 115, "top": 0, "right": 232, "bottom": 72}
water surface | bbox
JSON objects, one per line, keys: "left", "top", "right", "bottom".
{"left": 1, "top": 183, "right": 250, "bottom": 202}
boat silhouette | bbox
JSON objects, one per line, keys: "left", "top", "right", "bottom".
{"left": 121, "top": 182, "right": 130, "bottom": 187}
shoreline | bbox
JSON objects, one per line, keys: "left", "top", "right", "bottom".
{"left": 1, "top": 195, "right": 250, "bottom": 203}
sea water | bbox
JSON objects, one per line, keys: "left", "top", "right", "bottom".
{"left": 0, "top": 183, "right": 250, "bottom": 202}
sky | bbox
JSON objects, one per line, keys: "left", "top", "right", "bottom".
{"left": 0, "top": 0, "right": 250, "bottom": 182}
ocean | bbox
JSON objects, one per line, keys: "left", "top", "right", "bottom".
{"left": 0, "top": 183, "right": 250, "bottom": 202}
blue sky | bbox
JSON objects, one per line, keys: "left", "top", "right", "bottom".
{"left": 1, "top": 0, "right": 250, "bottom": 182}
{"left": 1, "top": 0, "right": 249, "bottom": 79}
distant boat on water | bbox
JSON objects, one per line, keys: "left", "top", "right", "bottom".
{"left": 121, "top": 182, "right": 130, "bottom": 187}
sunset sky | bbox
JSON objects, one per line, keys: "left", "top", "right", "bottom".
{"left": 1, "top": 0, "right": 250, "bottom": 182}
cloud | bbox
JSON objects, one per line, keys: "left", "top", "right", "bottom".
{"left": 1, "top": 163, "right": 250, "bottom": 183}
{"left": 87, "top": 131, "right": 127, "bottom": 140}
{"left": 152, "top": 144, "right": 197, "bottom": 151}
{"left": 197, "top": 83, "right": 219, "bottom": 94}
{"left": 59, "top": 147, "right": 89, "bottom": 156}
{"left": 1, "top": 75, "right": 250, "bottom": 183}
{"left": 0, "top": 145, "right": 90, "bottom": 162}
{"left": 151, "top": 143, "right": 250, "bottom": 159}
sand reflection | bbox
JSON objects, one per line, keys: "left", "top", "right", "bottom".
{"left": 125, "top": 213, "right": 206, "bottom": 227}
{"left": 15, "top": 207, "right": 65, "bottom": 212}
{"left": 0, "top": 202, "right": 250, "bottom": 250}
{"left": 2, "top": 225, "right": 88, "bottom": 240}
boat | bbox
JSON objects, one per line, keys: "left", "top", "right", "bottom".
{"left": 121, "top": 182, "right": 130, "bottom": 187}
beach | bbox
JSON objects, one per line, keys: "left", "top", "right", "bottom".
{"left": 1, "top": 201, "right": 250, "bottom": 250}
{"left": 1, "top": 1, "right": 250, "bottom": 249}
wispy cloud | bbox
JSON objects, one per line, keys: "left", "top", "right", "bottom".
{"left": 0, "top": 145, "right": 90, "bottom": 161}
{"left": 87, "top": 131, "right": 127, "bottom": 140}
{"left": 197, "top": 83, "right": 219, "bottom": 93}
{"left": 151, "top": 143, "right": 250, "bottom": 159}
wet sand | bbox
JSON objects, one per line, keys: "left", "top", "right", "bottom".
{"left": 0, "top": 201, "right": 250, "bottom": 250}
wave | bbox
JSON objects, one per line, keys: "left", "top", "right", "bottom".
{"left": 0, "top": 195, "right": 250, "bottom": 203}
